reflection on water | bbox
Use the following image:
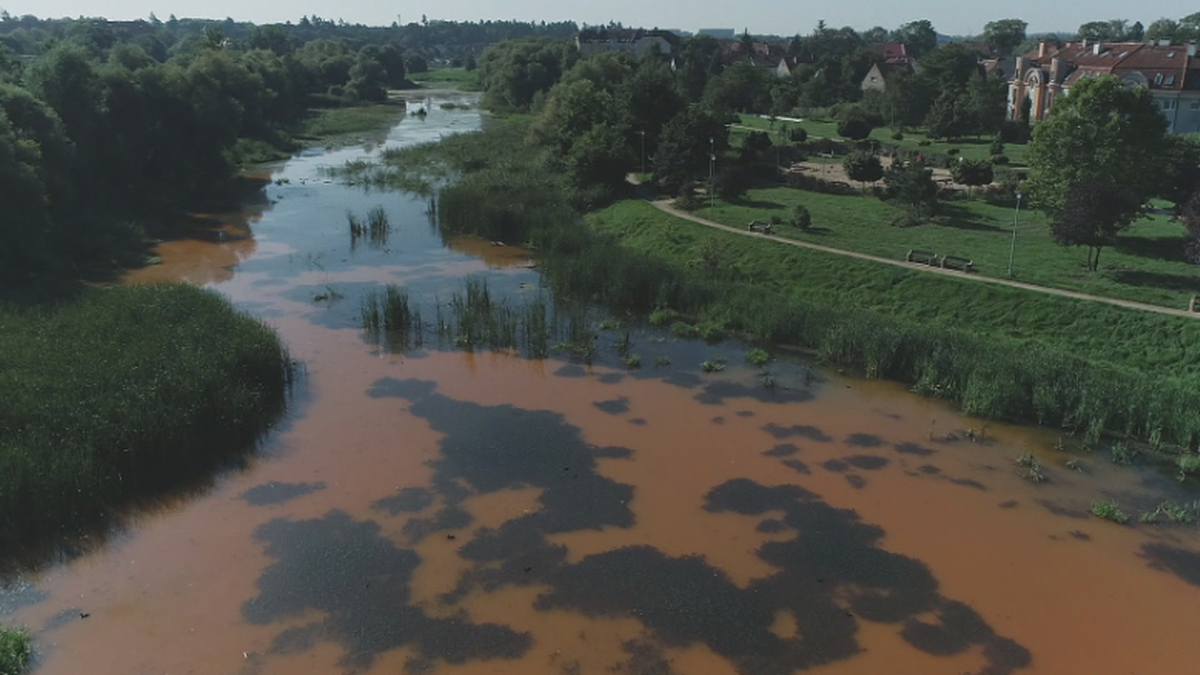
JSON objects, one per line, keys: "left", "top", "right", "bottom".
{"left": 5, "top": 94, "right": 1200, "bottom": 675}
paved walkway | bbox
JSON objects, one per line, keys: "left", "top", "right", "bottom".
{"left": 647, "top": 198, "right": 1199, "bottom": 320}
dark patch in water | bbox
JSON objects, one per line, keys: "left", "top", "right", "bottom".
{"left": 42, "top": 607, "right": 83, "bottom": 631}
{"left": 845, "top": 434, "right": 883, "bottom": 448}
{"left": 757, "top": 519, "right": 787, "bottom": 533}
{"left": 367, "top": 378, "right": 438, "bottom": 400}
{"left": 0, "top": 580, "right": 48, "bottom": 615}
{"left": 593, "top": 397, "right": 630, "bottom": 415}
{"left": 597, "top": 372, "right": 625, "bottom": 385}
{"left": 244, "top": 510, "right": 531, "bottom": 668}
{"left": 402, "top": 506, "right": 473, "bottom": 541}
{"left": 694, "top": 380, "right": 813, "bottom": 406}
{"left": 917, "top": 465, "right": 942, "bottom": 475}
{"left": 1142, "top": 543, "right": 1200, "bottom": 587}
{"left": 699, "top": 479, "right": 1029, "bottom": 674}
{"left": 822, "top": 459, "right": 849, "bottom": 473}
{"left": 1068, "top": 530, "right": 1091, "bottom": 541}
{"left": 764, "top": 423, "right": 831, "bottom": 442}
{"left": 619, "top": 639, "right": 678, "bottom": 675}
{"left": 592, "top": 446, "right": 634, "bottom": 459}
{"left": 782, "top": 459, "right": 811, "bottom": 475}
{"left": 553, "top": 364, "right": 588, "bottom": 379}
{"left": 844, "top": 475, "right": 867, "bottom": 489}
{"left": 1036, "top": 499, "right": 1090, "bottom": 520}
{"left": 763, "top": 443, "right": 800, "bottom": 458}
{"left": 845, "top": 455, "right": 888, "bottom": 471}
{"left": 241, "top": 481, "right": 327, "bottom": 506}
{"left": 737, "top": 410, "right": 755, "bottom": 418}
{"left": 712, "top": 416, "right": 726, "bottom": 425}
{"left": 373, "top": 487, "right": 436, "bottom": 515}
{"left": 998, "top": 500, "right": 1019, "bottom": 509}
{"left": 893, "top": 442, "right": 934, "bottom": 456}
{"left": 628, "top": 418, "right": 647, "bottom": 426}
{"left": 948, "top": 477, "right": 987, "bottom": 491}
{"left": 662, "top": 372, "right": 704, "bottom": 389}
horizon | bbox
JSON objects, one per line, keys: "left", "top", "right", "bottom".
{"left": 0, "top": 1, "right": 1189, "bottom": 39}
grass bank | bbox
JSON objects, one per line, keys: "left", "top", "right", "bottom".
{"left": 0, "top": 284, "right": 292, "bottom": 559}
{"left": 409, "top": 68, "right": 481, "bottom": 91}
{"left": 695, "top": 188, "right": 1199, "bottom": 310}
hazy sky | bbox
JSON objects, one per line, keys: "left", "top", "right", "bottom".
{"left": 0, "top": 0, "right": 1189, "bottom": 36}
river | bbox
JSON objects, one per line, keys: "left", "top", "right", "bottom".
{"left": 3, "top": 93, "right": 1200, "bottom": 675}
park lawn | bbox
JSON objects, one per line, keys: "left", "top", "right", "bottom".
{"left": 694, "top": 187, "right": 1200, "bottom": 310}
{"left": 587, "top": 199, "right": 1200, "bottom": 378}
{"left": 409, "top": 68, "right": 481, "bottom": 91}
{"left": 735, "top": 114, "right": 1029, "bottom": 166}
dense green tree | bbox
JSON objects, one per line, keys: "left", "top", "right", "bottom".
{"left": 652, "top": 105, "right": 729, "bottom": 190}
{"left": 533, "top": 78, "right": 616, "bottom": 152}
{"left": 617, "top": 58, "right": 685, "bottom": 159}
{"left": 1145, "top": 19, "right": 1182, "bottom": 43}
{"left": 883, "top": 160, "right": 938, "bottom": 219}
{"left": 843, "top": 151, "right": 883, "bottom": 189}
{"left": 477, "top": 37, "right": 576, "bottom": 111}
{"left": 346, "top": 52, "right": 388, "bottom": 102}
{"left": 1051, "top": 178, "right": 1141, "bottom": 270}
{"left": 924, "top": 89, "right": 971, "bottom": 139}
{"left": 565, "top": 121, "right": 631, "bottom": 191}
{"left": 891, "top": 20, "right": 938, "bottom": 58}
{"left": 965, "top": 71, "right": 1006, "bottom": 137}
{"left": 1160, "top": 134, "right": 1200, "bottom": 209}
{"left": 703, "top": 61, "right": 772, "bottom": 116}
{"left": 950, "top": 158, "right": 994, "bottom": 196}
{"left": 1026, "top": 76, "right": 1168, "bottom": 212}
{"left": 982, "top": 19, "right": 1027, "bottom": 56}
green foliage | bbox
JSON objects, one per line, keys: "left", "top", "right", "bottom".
{"left": 746, "top": 348, "right": 771, "bottom": 367}
{"left": 0, "top": 285, "right": 292, "bottom": 554}
{"left": 1051, "top": 178, "right": 1142, "bottom": 271}
{"left": 842, "top": 151, "right": 883, "bottom": 186}
{"left": 792, "top": 204, "right": 813, "bottom": 230}
{"left": 1090, "top": 500, "right": 1129, "bottom": 524}
{"left": 983, "top": 19, "right": 1027, "bottom": 56}
{"left": 477, "top": 37, "right": 578, "bottom": 111}
{"left": 700, "top": 358, "right": 726, "bottom": 373}
{"left": 0, "top": 625, "right": 31, "bottom": 675}
{"left": 1026, "top": 76, "right": 1168, "bottom": 212}
{"left": 883, "top": 160, "right": 939, "bottom": 219}
{"left": 950, "top": 159, "right": 994, "bottom": 194}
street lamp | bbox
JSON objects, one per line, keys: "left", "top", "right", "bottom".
{"left": 709, "top": 136, "right": 715, "bottom": 211}
{"left": 638, "top": 130, "right": 646, "bottom": 175}
{"left": 1008, "top": 192, "right": 1022, "bottom": 277}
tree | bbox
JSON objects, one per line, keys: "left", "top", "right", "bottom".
{"left": 715, "top": 164, "right": 750, "bottom": 201}
{"left": 565, "top": 122, "right": 631, "bottom": 192}
{"left": 949, "top": 158, "right": 994, "bottom": 196}
{"left": 836, "top": 106, "right": 873, "bottom": 140}
{"left": 892, "top": 20, "right": 938, "bottom": 59}
{"left": 983, "top": 19, "right": 1027, "bottom": 56}
{"left": 965, "top": 71, "right": 1006, "bottom": 137}
{"left": 1025, "top": 75, "right": 1168, "bottom": 212}
{"left": 843, "top": 151, "right": 883, "bottom": 189}
{"left": 1160, "top": 134, "right": 1200, "bottom": 210}
{"left": 924, "top": 89, "right": 971, "bottom": 140}
{"left": 792, "top": 203, "right": 812, "bottom": 230}
{"left": 1051, "top": 178, "right": 1141, "bottom": 270}
{"left": 883, "top": 160, "right": 938, "bottom": 219}
{"left": 1144, "top": 19, "right": 1180, "bottom": 43}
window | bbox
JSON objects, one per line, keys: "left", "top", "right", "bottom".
{"left": 1155, "top": 73, "right": 1164, "bottom": 85}
{"left": 1166, "top": 76, "right": 1176, "bottom": 86}
{"left": 1162, "top": 99, "right": 1177, "bottom": 111}
{"left": 1191, "top": 100, "right": 1200, "bottom": 111}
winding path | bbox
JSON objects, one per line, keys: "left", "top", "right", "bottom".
{"left": 647, "top": 198, "right": 1200, "bottom": 320}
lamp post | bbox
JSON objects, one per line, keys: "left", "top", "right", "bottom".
{"left": 709, "top": 136, "right": 715, "bottom": 211}
{"left": 638, "top": 130, "right": 646, "bottom": 175}
{"left": 1008, "top": 192, "right": 1022, "bottom": 277}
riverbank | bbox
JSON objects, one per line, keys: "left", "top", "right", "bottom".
{"left": 0, "top": 284, "right": 292, "bottom": 565}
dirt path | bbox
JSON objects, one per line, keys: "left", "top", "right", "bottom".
{"left": 648, "top": 198, "right": 1199, "bottom": 320}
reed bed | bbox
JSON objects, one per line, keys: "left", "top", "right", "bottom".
{"left": 347, "top": 206, "right": 391, "bottom": 249}
{"left": 0, "top": 284, "right": 292, "bottom": 557}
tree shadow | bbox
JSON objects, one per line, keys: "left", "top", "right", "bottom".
{"left": 1112, "top": 233, "right": 1189, "bottom": 263}
{"left": 1112, "top": 270, "right": 1200, "bottom": 295}
{"left": 932, "top": 204, "right": 1007, "bottom": 233}
{"left": 738, "top": 199, "right": 785, "bottom": 210}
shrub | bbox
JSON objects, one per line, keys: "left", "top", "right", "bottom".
{"left": 0, "top": 625, "right": 32, "bottom": 675}
{"left": 917, "top": 140, "right": 932, "bottom": 147}
{"left": 789, "top": 127, "right": 808, "bottom": 143}
{"left": 837, "top": 117, "right": 872, "bottom": 140}
{"left": 746, "top": 348, "right": 771, "bottom": 366}
{"left": 1090, "top": 500, "right": 1129, "bottom": 524}
{"left": 991, "top": 154, "right": 1010, "bottom": 165}
{"left": 792, "top": 204, "right": 813, "bottom": 230}
{"left": 989, "top": 135, "right": 1005, "bottom": 156}
{"left": 891, "top": 131, "right": 904, "bottom": 141}
{"left": 946, "top": 148, "right": 960, "bottom": 156}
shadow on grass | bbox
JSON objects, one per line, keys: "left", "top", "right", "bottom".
{"left": 1112, "top": 269, "right": 1200, "bottom": 295}
{"left": 738, "top": 199, "right": 785, "bottom": 210}
{"left": 1112, "top": 233, "right": 1190, "bottom": 263}
{"left": 933, "top": 204, "right": 1007, "bottom": 233}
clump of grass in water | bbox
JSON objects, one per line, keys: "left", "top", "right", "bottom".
{"left": 0, "top": 285, "right": 292, "bottom": 557}
{"left": 1140, "top": 500, "right": 1198, "bottom": 524}
{"left": 348, "top": 206, "right": 391, "bottom": 249}
{"left": 0, "top": 624, "right": 32, "bottom": 675}
{"left": 361, "top": 285, "right": 423, "bottom": 350}
{"left": 1091, "top": 500, "right": 1129, "bottom": 524}
{"left": 701, "top": 358, "right": 725, "bottom": 373}
{"left": 746, "top": 348, "right": 771, "bottom": 367}
{"left": 1015, "top": 452, "right": 1046, "bottom": 483}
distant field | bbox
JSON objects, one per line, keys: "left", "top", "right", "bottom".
{"left": 693, "top": 187, "right": 1198, "bottom": 311}
{"left": 409, "top": 68, "right": 481, "bottom": 91}
{"left": 734, "top": 114, "right": 1029, "bottom": 166}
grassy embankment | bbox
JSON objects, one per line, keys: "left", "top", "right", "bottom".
{"left": 693, "top": 188, "right": 1198, "bottom": 310}
{"left": 344, "top": 119, "right": 1200, "bottom": 462}
{"left": 0, "top": 284, "right": 292, "bottom": 560}
{"left": 408, "top": 67, "right": 481, "bottom": 91}
{"left": 731, "top": 113, "right": 1030, "bottom": 166}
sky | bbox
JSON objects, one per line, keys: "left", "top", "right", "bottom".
{"left": 0, "top": 0, "right": 1189, "bottom": 37}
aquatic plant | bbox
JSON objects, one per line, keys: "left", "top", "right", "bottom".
{"left": 348, "top": 206, "right": 391, "bottom": 249}
{"left": 1110, "top": 441, "right": 1137, "bottom": 466}
{"left": 622, "top": 354, "right": 642, "bottom": 369}
{"left": 1090, "top": 500, "right": 1129, "bottom": 524}
{"left": 1015, "top": 453, "right": 1046, "bottom": 483}
{"left": 1140, "top": 500, "right": 1196, "bottom": 524}
{"left": 0, "top": 285, "right": 292, "bottom": 558}
{"left": 0, "top": 624, "right": 31, "bottom": 675}
{"left": 701, "top": 359, "right": 726, "bottom": 373}
{"left": 1177, "top": 453, "right": 1200, "bottom": 482}
{"left": 746, "top": 348, "right": 771, "bottom": 367}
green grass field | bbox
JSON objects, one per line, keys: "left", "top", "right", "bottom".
{"left": 588, "top": 200, "right": 1200, "bottom": 378}
{"left": 692, "top": 187, "right": 1199, "bottom": 310}
{"left": 734, "top": 114, "right": 1029, "bottom": 166}
{"left": 409, "top": 68, "right": 481, "bottom": 91}
{"left": 298, "top": 104, "right": 410, "bottom": 140}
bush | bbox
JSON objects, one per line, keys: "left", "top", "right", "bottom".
{"left": 991, "top": 154, "right": 1010, "bottom": 165}
{"left": 891, "top": 131, "right": 904, "bottom": 141}
{"left": 917, "top": 140, "right": 932, "bottom": 147}
{"left": 792, "top": 204, "right": 813, "bottom": 230}
{"left": 746, "top": 348, "right": 771, "bottom": 366}
{"left": 1091, "top": 500, "right": 1129, "bottom": 524}
{"left": 837, "top": 117, "right": 872, "bottom": 140}
{"left": 0, "top": 625, "right": 32, "bottom": 675}
{"left": 789, "top": 127, "right": 808, "bottom": 143}
{"left": 946, "top": 148, "right": 960, "bottom": 156}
